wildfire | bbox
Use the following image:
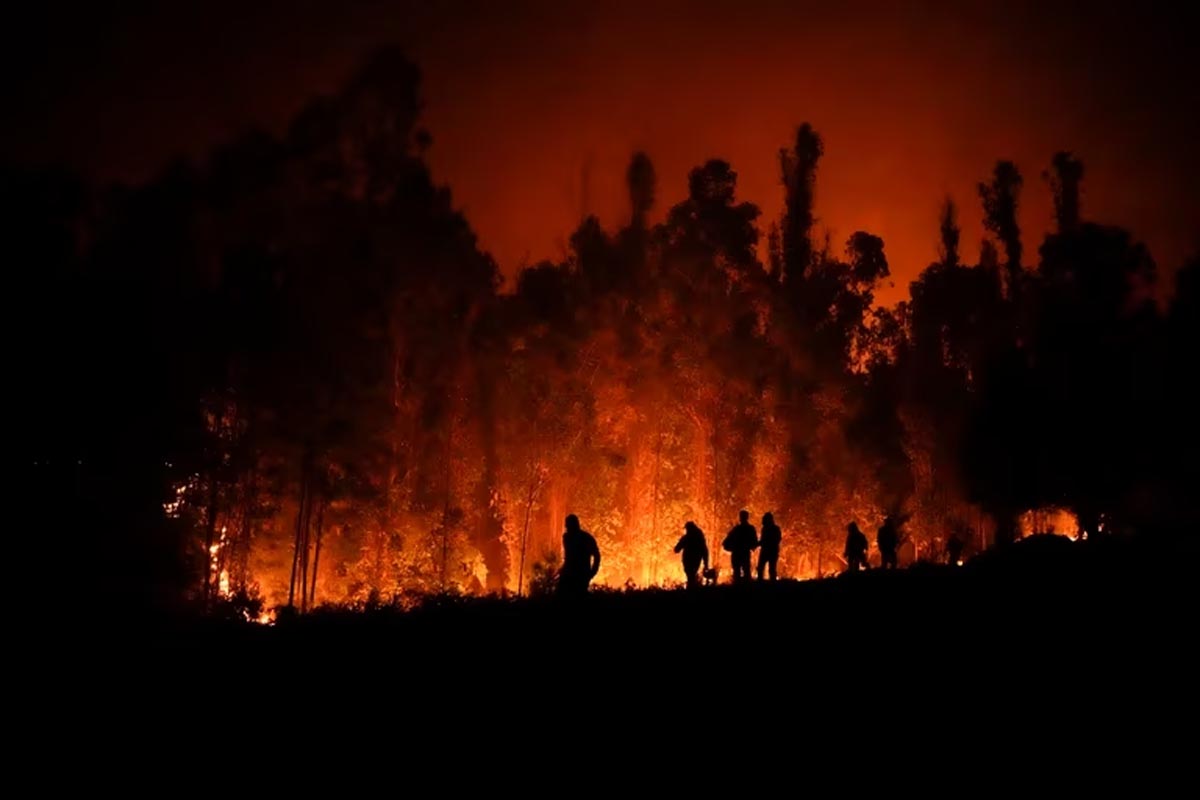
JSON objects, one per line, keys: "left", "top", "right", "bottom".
{"left": 169, "top": 365, "right": 1086, "bottom": 609}
{"left": 208, "top": 525, "right": 227, "bottom": 594}
{"left": 163, "top": 476, "right": 197, "bottom": 518}
{"left": 178, "top": 482, "right": 1098, "bottom": 610}
{"left": 1018, "top": 507, "right": 1081, "bottom": 540}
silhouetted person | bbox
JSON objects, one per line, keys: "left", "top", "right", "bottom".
{"left": 877, "top": 516, "right": 899, "bottom": 569}
{"left": 674, "top": 521, "right": 709, "bottom": 589}
{"left": 558, "top": 514, "right": 600, "bottom": 597}
{"left": 722, "top": 509, "right": 758, "bottom": 584}
{"left": 757, "top": 512, "right": 781, "bottom": 581}
{"left": 946, "top": 533, "right": 964, "bottom": 566}
{"left": 844, "top": 522, "right": 869, "bottom": 573}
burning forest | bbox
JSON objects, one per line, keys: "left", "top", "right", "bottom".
{"left": 19, "top": 46, "right": 1200, "bottom": 619}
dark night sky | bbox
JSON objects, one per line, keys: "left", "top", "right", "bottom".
{"left": 4, "top": 0, "right": 1197, "bottom": 298}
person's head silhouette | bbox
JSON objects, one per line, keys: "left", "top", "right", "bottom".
{"left": 762, "top": 512, "right": 774, "bottom": 526}
{"left": 739, "top": 509, "right": 749, "bottom": 524}
{"left": 685, "top": 521, "right": 698, "bottom": 533}
{"left": 848, "top": 521, "right": 860, "bottom": 536}
{"left": 565, "top": 514, "right": 580, "bottom": 533}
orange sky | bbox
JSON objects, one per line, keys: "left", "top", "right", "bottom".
{"left": 5, "top": 1, "right": 1197, "bottom": 301}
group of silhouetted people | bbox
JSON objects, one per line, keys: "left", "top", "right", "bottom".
{"left": 557, "top": 509, "right": 786, "bottom": 595}
{"left": 712, "top": 509, "right": 783, "bottom": 584}
{"left": 558, "top": 509, "right": 964, "bottom": 594}
{"left": 843, "top": 515, "right": 917, "bottom": 572}
{"left": 668, "top": 510, "right": 785, "bottom": 588}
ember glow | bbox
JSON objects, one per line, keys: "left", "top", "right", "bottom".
{"left": 1018, "top": 508, "right": 1081, "bottom": 541}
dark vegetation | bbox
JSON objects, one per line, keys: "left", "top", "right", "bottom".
{"left": 83, "top": 535, "right": 1197, "bottom": 740}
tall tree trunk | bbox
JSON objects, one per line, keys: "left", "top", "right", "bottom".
{"left": 517, "top": 465, "right": 543, "bottom": 597}
{"left": 308, "top": 500, "right": 324, "bottom": 609}
{"left": 622, "top": 428, "right": 645, "bottom": 573}
{"left": 370, "top": 527, "right": 386, "bottom": 603}
{"left": 688, "top": 411, "right": 710, "bottom": 533}
{"left": 710, "top": 401, "right": 722, "bottom": 576}
{"left": 235, "top": 505, "right": 251, "bottom": 595}
{"left": 202, "top": 404, "right": 227, "bottom": 610}
{"left": 474, "top": 360, "right": 508, "bottom": 591}
{"left": 546, "top": 483, "right": 564, "bottom": 570}
{"left": 441, "top": 503, "right": 451, "bottom": 592}
{"left": 202, "top": 475, "right": 220, "bottom": 608}
{"left": 298, "top": 493, "right": 312, "bottom": 612}
{"left": 650, "top": 417, "right": 663, "bottom": 585}
{"left": 288, "top": 456, "right": 310, "bottom": 610}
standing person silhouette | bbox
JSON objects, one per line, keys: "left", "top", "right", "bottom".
{"left": 558, "top": 514, "right": 600, "bottom": 597}
{"left": 844, "top": 522, "right": 869, "bottom": 573}
{"left": 877, "top": 516, "right": 899, "bottom": 570}
{"left": 757, "top": 512, "right": 782, "bottom": 581}
{"left": 674, "top": 521, "right": 709, "bottom": 589}
{"left": 722, "top": 510, "right": 758, "bottom": 584}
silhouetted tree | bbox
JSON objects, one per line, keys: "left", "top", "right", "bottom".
{"left": 1046, "top": 151, "right": 1084, "bottom": 233}
{"left": 938, "top": 197, "right": 961, "bottom": 269}
{"left": 780, "top": 123, "right": 823, "bottom": 283}
{"left": 664, "top": 159, "right": 760, "bottom": 276}
{"left": 627, "top": 151, "right": 656, "bottom": 230}
{"left": 767, "top": 221, "right": 783, "bottom": 281}
{"left": 1035, "top": 171, "right": 1161, "bottom": 537}
{"left": 978, "top": 161, "right": 1024, "bottom": 292}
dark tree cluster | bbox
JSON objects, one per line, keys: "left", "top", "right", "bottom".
{"left": 16, "top": 48, "right": 1198, "bottom": 617}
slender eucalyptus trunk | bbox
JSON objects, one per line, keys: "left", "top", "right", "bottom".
{"left": 517, "top": 465, "right": 542, "bottom": 597}
{"left": 441, "top": 503, "right": 451, "bottom": 592}
{"left": 235, "top": 504, "right": 252, "bottom": 595}
{"left": 650, "top": 417, "right": 663, "bottom": 585}
{"left": 308, "top": 500, "right": 324, "bottom": 609}
{"left": 372, "top": 526, "right": 386, "bottom": 601}
{"left": 202, "top": 475, "right": 220, "bottom": 608}
{"left": 711, "top": 405, "right": 721, "bottom": 581}
{"left": 298, "top": 495, "right": 312, "bottom": 611}
{"left": 288, "top": 455, "right": 311, "bottom": 610}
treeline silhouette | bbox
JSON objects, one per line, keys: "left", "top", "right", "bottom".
{"left": 15, "top": 47, "right": 1199, "bottom": 618}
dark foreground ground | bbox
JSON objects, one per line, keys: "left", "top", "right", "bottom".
{"left": 48, "top": 534, "right": 1200, "bottom": 772}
